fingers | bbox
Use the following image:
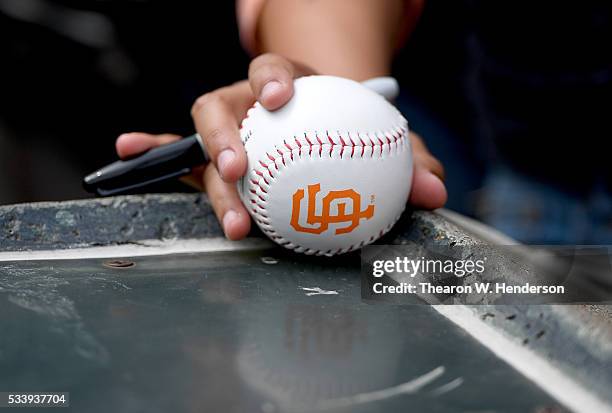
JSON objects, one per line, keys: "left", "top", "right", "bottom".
{"left": 203, "top": 164, "right": 251, "bottom": 240}
{"left": 410, "top": 132, "right": 445, "bottom": 181}
{"left": 115, "top": 132, "right": 181, "bottom": 159}
{"left": 191, "top": 91, "right": 248, "bottom": 183}
{"left": 409, "top": 167, "right": 448, "bottom": 210}
{"left": 248, "top": 53, "right": 315, "bottom": 110}
{"left": 191, "top": 55, "right": 316, "bottom": 185}
{"left": 115, "top": 132, "right": 205, "bottom": 190}
{"left": 114, "top": 131, "right": 250, "bottom": 239}
{"left": 114, "top": 131, "right": 249, "bottom": 240}
{"left": 408, "top": 132, "right": 448, "bottom": 210}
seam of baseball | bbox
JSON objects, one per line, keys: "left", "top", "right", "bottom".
{"left": 242, "top": 113, "right": 410, "bottom": 256}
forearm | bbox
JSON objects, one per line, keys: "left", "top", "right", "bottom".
{"left": 256, "top": 0, "right": 416, "bottom": 81}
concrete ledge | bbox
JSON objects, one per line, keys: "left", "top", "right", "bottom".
{"left": 0, "top": 193, "right": 483, "bottom": 253}
{"left": 0, "top": 194, "right": 223, "bottom": 251}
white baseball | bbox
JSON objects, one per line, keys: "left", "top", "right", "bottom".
{"left": 238, "top": 75, "right": 413, "bottom": 256}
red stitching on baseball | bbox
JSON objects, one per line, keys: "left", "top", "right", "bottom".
{"left": 254, "top": 169, "right": 270, "bottom": 185}
{"left": 242, "top": 123, "right": 409, "bottom": 255}
{"left": 348, "top": 132, "right": 356, "bottom": 146}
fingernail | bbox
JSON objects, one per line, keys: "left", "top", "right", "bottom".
{"left": 217, "top": 149, "right": 235, "bottom": 179}
{"left": 222, "top": 209, "right": 238, "bottom": 237}
{"left": 260, "top": 80, "right": 283, "bottom": 102}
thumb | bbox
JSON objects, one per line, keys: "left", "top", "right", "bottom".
{"left": 248, "top": 53, "right": 315, "bottom": 111}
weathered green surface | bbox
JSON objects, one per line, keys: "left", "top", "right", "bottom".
{"left": 0, "top": 250, "right": 561, "bottom": 413}
{"left": 0, "top": 194, "right": 611, "bottom": 412}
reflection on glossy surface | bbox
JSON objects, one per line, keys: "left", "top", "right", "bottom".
{"left": 0, "top": 249, "right": 561, "bottom": 412}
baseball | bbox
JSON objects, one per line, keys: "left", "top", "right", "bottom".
{"left": 238, "top": 75, "right": 413, "bottom": 256}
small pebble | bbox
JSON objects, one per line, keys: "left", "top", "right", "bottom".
{"left": 260, "top": 256, "right": 279, "bottom": 265}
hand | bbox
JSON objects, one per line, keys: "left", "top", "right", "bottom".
{"left": 115, "top": 54, "right": 447, "bottom": 240}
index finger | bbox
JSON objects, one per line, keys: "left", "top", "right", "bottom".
{"left": 191, "top": 83, "right": 254, "bottom": 183}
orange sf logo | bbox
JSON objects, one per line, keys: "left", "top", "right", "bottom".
{"left": 290, "top": 184, "right": 375, "bottom": 235}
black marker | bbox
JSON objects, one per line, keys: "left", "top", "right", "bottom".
{"left": 82, "top": 77, "right": 399, "bottom": 197}
{"left": 83, "top": 134, "right": 209, "bottom": 196}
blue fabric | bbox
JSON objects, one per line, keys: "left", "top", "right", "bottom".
{"left": 477, "top": 167, "right": 612, "bottom": 244}
{"left": 397, "top": 95, "right": 612, "bottom": 245}
{"left": 396, "top": 95, "right": 484, "bottom": 217}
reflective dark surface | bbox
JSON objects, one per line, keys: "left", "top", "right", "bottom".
{"left": 0, "top": 249, "right": 561, "bottom": 412}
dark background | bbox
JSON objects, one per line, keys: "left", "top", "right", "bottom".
{"left": 0, "top": 0, "right": 482, "bottom": 206}
{"left": 1, "top": 1, "right": 610, "bottom": 242}
{"left": 0, "top": 0, "right": 249, "bottom": 203}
